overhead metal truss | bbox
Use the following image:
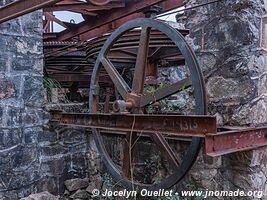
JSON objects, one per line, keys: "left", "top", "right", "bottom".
{"left": 0, "top": 0, "right": 184, "bottom": 42}
{"left": 0, "top": 0, "right": 186, "bottom": 88}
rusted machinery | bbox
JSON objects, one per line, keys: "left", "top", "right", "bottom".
{"left": 1, "top": 0, "right": 267, "bottom": 191}
{"left": 51, "top": 18, "right": 267, "bottom": 190}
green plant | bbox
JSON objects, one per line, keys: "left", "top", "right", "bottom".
{"left": 143, "top": 154, "right": 164, "bottom": 184}
{"left": 43, "top": 77, "right": 70, "bottom": 103}
{"left": 43, "top": 77, "right": 61, "bottom": 93}
{"left": 102, "top": 173, "right": 114, "bottom": 191}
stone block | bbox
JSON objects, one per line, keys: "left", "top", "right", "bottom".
{"left": 0, "top": 19, "right": 22, "bottom": 36}
{"left": 21, "top": 108, "right": 39, "bottom": 127}
{"left": 0, "top": 191, "right": 18, "bottom": 200}
{"left": 21, "top": 108, "right": 48, "bottom": 127}
{"left": 0, "top": 52, "right": 10, "bottom": 72}
{"left": 23, "top": 127, "right": 42, "bottom": 144}
{"left": 6, "top": 106, "right": 22, "bottom": 127}
{"left": 0, "top": 145, "right": 23, "bottom": 175}
{"left": 12, "top": 55, "right": 35, "bottom": 71}
{"left": 10, "top": 145, "right": 38, "bottom": 171}
{"left": 38, "top": 129, "right": 58, "bottom": 144}
{"left": 72, "top": 153, "right": 87, "bottom": 172}
{"left": 64, "top": 178, "right": 89, "bottom": 192}
{"left": 68, "top": 142, "right": 88, "bottom": 154}
{"left": 20, "top": 12, "right": 43, "bottom": 38}
{"left": 36, "top": 109, "right": 50, "bottom": 125}
{"left": 56, "top": 127, "right": 88, "bottom": 145}
{"left": 0, "top": 169, "right": 40, "bottom": 192}
{"left": 16, "top": 183, "right": 36, "bottom": 199}
{"left": 232, "top": 99, "right": 267, "bottom": 125}
{"left": 58, "top": 172, "right": 88, "bottom": 194}
{"left": 35, "top": 176, "right": 58, "bottom": 195}
{"left": 69, "top": 189, "right": 88, "bottom": 199}
{"left": 87, "top": 150, "right": 101, "bottom": 176}
{"left": 203, "top": 17, "right": 254, "bottom": 50}
{"left": 196, "top": 52, "right": 217, "bottom": 73}
{"left": 20, "top": 191, "right": 59, "bottom": 200}
{"left": 40, "top": 156, "right": 70, "bottom": 176}
{"left": 14, "top": 37, "right": 42, "bottom": 55}
{"left": 247, "top": 54, "right": 267, "bottom": 74}
{"left": 86, "top": 175, "right": 102, "bottom": 191}
{"left": 1, "top": 75, "right": 24, "bottom": 102}
{"left": 40, "top": 144, "right": 68, "bottom": 157}
{"left": 0, "top": 79, "right": 15, "bottom": 100}
{"left": 259, "top": 74, "right": 267, "bottom": 95}
{"left": 0, "top": 128, "right": 21, "bottom": 150}
{"left": 207, "top": 76, "right": 252, "bottom": 103}
{"left": 22, "top": 75, "right": 44, "bottom": 107}
{"left": 0, "top": 107, "right": 3, "bottom": 124}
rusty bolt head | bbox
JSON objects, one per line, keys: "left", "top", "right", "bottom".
{"left": 113, "top": 100, "right": 133, "bottom": 113}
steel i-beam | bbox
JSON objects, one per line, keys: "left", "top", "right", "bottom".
{"left": 0, "top": 0, "right": 62, "bottom": 24}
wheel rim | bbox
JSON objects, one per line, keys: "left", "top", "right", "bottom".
{"left": 89, "top": 18, "right": 207, "bottom": 190}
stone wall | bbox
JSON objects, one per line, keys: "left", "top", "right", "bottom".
{"left": 180, "top": 0, "right": 267, "bottom": 198}
{"left": 0, "top": 2, "right": 99, "bottom": 199}
{"left": 0, "top": 1, "right": 44, "bottom": 198}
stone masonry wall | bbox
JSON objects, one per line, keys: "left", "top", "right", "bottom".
{"left": 0, "top": 1, "right": 45, "bottom": 198}
{"left": 0, "top": 2, "right": 99, "bottom": 199}
{"left": 180, "top": 0, "right": 267, "bottom": 199}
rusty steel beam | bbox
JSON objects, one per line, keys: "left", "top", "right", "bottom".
{"left": 44, "top": 33, "right": 58, "bottom": 40}
{"left": 44, "top": 2, "right": 125, "bottom": 12}
{"left": 79, "top": 0, "right": 184, "bottom": 41}
{"left": 161, "top": 0, "right": 184, "bottom": 13}
{"left": 48, "top": 74, "right": 91, "bottom": 82}
{"left": 50, "top": 112, "right": 267, "bottom": 156}
{"left": 51, "top": 112, "right": 217, "bottom": 137}
{"left": 57, "top": 0, "right": 180, "bottom": 41}
{"left": 80, "top": 12, "right": 145, "bottom": 40}
{"left": 48, "top": 74, "right": 111, "bottom": 83}
{"left": 56, "top": 0, "right": 84, "bottom": 5}
{"left": 44, "top": 12, "right": 68, "bottom": 28}
{"left": 0, "top": 0, "right": 62, "bottom": 24}
{"left": 205, "top": 127, "right": 267, "bottom": 157}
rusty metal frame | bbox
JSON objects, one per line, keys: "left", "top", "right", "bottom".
{"left": 205, "top": 127, "right": 267, "bottom": 157}
{"left": 51, "top": 111, "right": 267, "bottom": 158}
{"left": 56, "top": 0, "right": 184, "bottom": 41}
{"left": 0, "top": 0, "right": 185, "bottom": 41}
{"left": 0, "top": 0, "right": 62, "bottom": 23}
{"left": 51, "top": 111, "right": 217, "bottom": 137}
{"left": 59, "top": 0, "right": 165, "bottom": 40}
{"left": 43, "top": 2, "right": 125, "bottom": 12}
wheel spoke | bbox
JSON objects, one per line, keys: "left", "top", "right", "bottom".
{"left": 122, "top": 132, "right": 137, "bottom": 178}
{"left": 140, "top": 78, "right": 192, "bottom": 107}
{"left": 132, "top": 26, "right": 151, "bottom": 94}
{"left": 104, "top": 88, "right": 111, "bottom": 113}
{"left": 150, "top": 133, "right": 180, "bottom": 169}
{"left": 101, "top": 57, "right": 131, "bottom": 100}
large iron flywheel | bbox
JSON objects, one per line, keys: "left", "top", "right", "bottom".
{"left": 88, "top": 18, "right": 207, "bottom": 190}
